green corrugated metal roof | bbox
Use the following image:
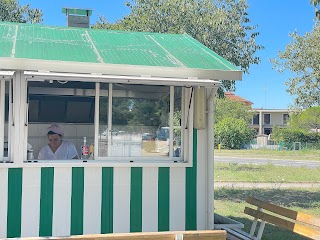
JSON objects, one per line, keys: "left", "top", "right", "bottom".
{"left": 0, "top": 21, "right": 241, "bottom": 80}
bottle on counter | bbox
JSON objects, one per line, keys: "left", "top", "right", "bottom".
{"left": 81, "top": 137, "right": 89, "bottom": 160}
{"left": 89, "top": 143, "right": 94, "bottom": 160}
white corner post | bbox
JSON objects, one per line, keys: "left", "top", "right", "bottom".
{"left": 206, "top": 87, "right": 218, "bottom": 229}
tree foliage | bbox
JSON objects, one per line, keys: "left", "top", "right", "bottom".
{"left": 214, "top": 117, "right": 255, "bottom": 149}
{"left": 92, "top": 0, "right": 263, "bottom": 93}
{"left": 272, "top": 127, "right": 320, "bottom": 149}
{"left": 214, "top": 97, "right": 254, "bottom": 124}
{"left": 311, "top": 0, "right": 320, "bottom": 20}
{"left": 0, "top": 0, "right": 42, "bottom": 23}
{"left": 272, "top": 106, "right": 320, "bottom": 148}
{"left": 272, "top": 24, "right": 320, "bottom": 108}
{"left": 287, "top": 107, "right": 320, "bottom": 132}
{"left": 310, "top": 0, "right": 320, "bottom": 5}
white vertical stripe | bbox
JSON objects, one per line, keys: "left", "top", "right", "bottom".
{"left": 0, "top": 168, "right": 8, "bottom": 238}
{"left": 15, "top": 71, "right": 27, "bottom": 163}
{"left": 52, "top": 168, "right": 72, "bottom": 237}
{"left": 170, "top": 168, "right": 185, "bottom": 231}
{"left": 83, "top": 167, "right": 102, "bottom": 235}
{"left": 21, "top": 168, "right": 41, "bottom": 237}
{"left": 197, "top": 130, "right": 207, "bottom": 230}
{"left": 142, "top": 167, "right": 158, "bottom": 232}
{"left": 113, "top": 167, "right": 130, "bottom": 233}
{"left": 94, "top": 82, "right": 100, "bottom": 159}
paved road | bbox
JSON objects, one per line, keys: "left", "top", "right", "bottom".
{"left": 214, "top": 156, "right": 320, "bottom": 168}
{"left": 214, "top": 181, "right": 320, "bottom": 188}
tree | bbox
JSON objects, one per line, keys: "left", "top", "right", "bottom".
{"left": 214, "top": 97, "right": 254, "bottom": 124}
{"left": 92, "top": 0, "right": 263, "bottom": 93}
{"left": 287, "top": 107, "right": 320, "bottom": 133}
{"left": 271, "top": 24, "right": 320, "bottom": 108}
{"left": 0, "top": 0, "right": 43, "bottom": 23}
{"left": 214, "top": 117, "right": 255, "bottom": 149}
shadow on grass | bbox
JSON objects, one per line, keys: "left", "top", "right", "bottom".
{"left": 215, "top": 188, "right": 319, "bottom": 240}
{"left": 223, "top": 216, "right": 309, "bottom": 240}
{"left": 215, "top": 188, "right": 320, "bottom": 209}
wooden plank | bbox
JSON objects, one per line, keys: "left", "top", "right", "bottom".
{"left": 183, "top": 230, "right": 226, "bottom": 240}
{"left": 244, "top": 207, "right": 320, "bottom": 239}
{"left": 246, "top": 197, "right": 320, "bottom": 228}
{"left": 63, "top": 232, "right": 175, "bottom": 240}
{"left": 18, "top": 230, "right": 227, "bottom": 240}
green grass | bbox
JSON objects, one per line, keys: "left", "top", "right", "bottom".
{"left": 215, "top": 149, "right": 320, "bottom": 161}
{"left": 215, "top": 188, "right": 320, "bottom": 240}
{"left": 213, "top": 149, "right": 320, "bottom": 239}
{"left": 214, "top": 162, "right": 320, "bottom": 182}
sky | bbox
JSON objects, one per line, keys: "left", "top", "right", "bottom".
{"left": 20, "top": 0, "right": 318, "bottom": 109}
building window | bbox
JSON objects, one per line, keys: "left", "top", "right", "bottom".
{"left": 27, "top": 80, "right": 186, "bottom": 162}
{"left": 264, "top": 128, "right": 272, "bottom": 135}
{"left": 283, "top": 114, "right": 289, "bottom": 125}
{"left": 264, "top": 114, "right": 270, "bottom": 125}
{"left": 252, "top": 114, "right": 259, "bottom": 125}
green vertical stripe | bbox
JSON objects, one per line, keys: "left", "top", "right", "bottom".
{"left": 101, "top": 167, "right": 114, "bottom": 234}
{"left": 39, "top": 167, "right": 54, "bottom": 236}
{"left": 71, "top": 167, "right": 84, "bottom": 235}
{"left": 130, "top": 167, "right": 142, "bottom": 232}
{"left": 7, "top": 168, "right": 23, "bottom": 238}
{"left": 158, "top": 167, "right": 170, "bottom": 231}
{"left": 185, "top": 128, "right": 197, "bottom": 230}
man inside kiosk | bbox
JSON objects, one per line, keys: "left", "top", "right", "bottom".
{"left": 38, "top": 124, "right": 79, "bottom": 160}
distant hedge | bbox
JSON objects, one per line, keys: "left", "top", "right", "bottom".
{"left": 281, "top": 129, "right": 320, "bottom": 143}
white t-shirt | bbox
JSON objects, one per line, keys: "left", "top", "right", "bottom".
{"left": 38, "top": 140, "right": 79, "bottom": 160}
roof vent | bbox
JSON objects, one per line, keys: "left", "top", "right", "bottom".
{"left": 62, "top": 7, "right": 92, "bottom": 28}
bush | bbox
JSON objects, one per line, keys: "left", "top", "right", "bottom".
{"left": 281, "top": 129, "right": 320, "bottom": 143}
{"left": 274, "top": 128, "right": 320, "bottom": 150}
{"left": 215, "top": 117, "right": 255, "bottom": 149}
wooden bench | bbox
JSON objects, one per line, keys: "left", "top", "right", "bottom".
{"left": 19, "top": 230, "right": 226, "bottom": 240}
{"left": 223, "top": 196, "right": 320, "bottom": 240}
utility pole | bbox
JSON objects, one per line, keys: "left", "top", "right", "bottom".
{"left": 264, "top": 82, "right": 267, "bottom": 109}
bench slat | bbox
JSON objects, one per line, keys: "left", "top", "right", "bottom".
{"left": 18, "top": 230, "right": 227, "bottom": 240}
{"left": 245, "top": 207, "right": 320, "bottom": 240}
{"left": 246, "top": 197, "right": 320, "bottom": 228}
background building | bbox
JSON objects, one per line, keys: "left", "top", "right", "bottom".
{"left": 224, "top": 92, "right": 289, "bottom": 136}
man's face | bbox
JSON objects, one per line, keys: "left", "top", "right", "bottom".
{"left": 48, "top": 133, "right": 62, "bottom": 148}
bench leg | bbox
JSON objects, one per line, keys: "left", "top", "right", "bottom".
{"left": 256, "top": 221, "right": 266, "bottom": 240}
{"left": 250, "top": 207, "right": 265, "bottom": 240}
{"left": 175, "top": 233, "right": 183, "bottom": 240}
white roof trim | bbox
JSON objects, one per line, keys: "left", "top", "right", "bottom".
{"left": 24, "top": 71, "right": 221, "bottom": 88}
{"left": 1, "top": 57, "right": 242, "bottom": 81}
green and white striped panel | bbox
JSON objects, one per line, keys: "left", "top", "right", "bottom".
{"left": 0, "top": 129, "right": 207, "bottom": 238}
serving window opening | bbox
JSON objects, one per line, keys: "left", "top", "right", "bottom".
{"left": 26, "top": 78, "right": 185, "bottom": 162}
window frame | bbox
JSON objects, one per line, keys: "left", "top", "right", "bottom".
{"left": 24, "top": 72, "right": 198, "bottom": 166}
{"left": 0, "top": 72, "right": 14, "bottom": 162}
{"left": 94, "top": 82, "right": 188, "bottom": 162}
{"left": 263, "top": 113, "right": 271, "bottom": 125}
{"left": 283, "top": 113, "right": 289, "bottom": 125}
{"left": 252, "top": 114, "right": 259, "bottom": 125}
